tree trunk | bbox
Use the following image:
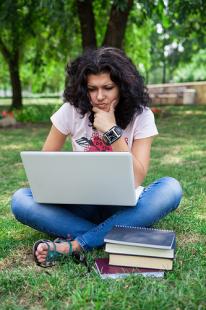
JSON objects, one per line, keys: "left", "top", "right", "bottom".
{"left": 102, "top": 0, "right": 133, "bottom": 48}
{"left": 162, "top": 56, "right": 166, "bottom": 84}
{"left": 9, "top": 53, "right": 23, "bottom": 109}
{"left": 76, "top": 0, "right": 97, "bottom": 49}
{"left": 0, "top": 39, "right": 23, "bottom": 109}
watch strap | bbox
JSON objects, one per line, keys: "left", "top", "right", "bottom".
{"left": 102, "top": 126, "right": 123, "bottom": 145}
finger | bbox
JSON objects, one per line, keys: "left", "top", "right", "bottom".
{"left": 92, "top": 107, "right": 101, "bottom": 113}
{"left": 109, "top": 101, "right": 116, "bottom": 112}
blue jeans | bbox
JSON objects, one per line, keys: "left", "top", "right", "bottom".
{"left": 11, "top": 177, "right": 182, "bottom": 251}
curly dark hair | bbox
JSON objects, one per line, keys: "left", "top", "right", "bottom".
{"left": 63, "top": 47, "right": 150, "bottom": 129}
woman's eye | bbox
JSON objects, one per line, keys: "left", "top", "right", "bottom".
{"left": 88, "top": 86, "right": 113, "bottom": 91}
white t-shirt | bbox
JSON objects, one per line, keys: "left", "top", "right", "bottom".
{"left": 51, "top": 102, "right": 158, "bottom": 152}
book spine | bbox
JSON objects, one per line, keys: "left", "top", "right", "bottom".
{"left": 115, "top": 225, "right": 173, "bottom": 232}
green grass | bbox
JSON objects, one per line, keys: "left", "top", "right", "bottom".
{"left": 0, "top": 97, "right": 62, "bottom": 106}
{"left": 0, "top": 104, "right": 206, "bottom": 309}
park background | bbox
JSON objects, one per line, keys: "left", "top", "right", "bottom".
{"left": 0, "top": 1, "right": 206, "bottom": 309}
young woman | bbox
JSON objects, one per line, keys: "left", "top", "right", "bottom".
{"left": 11, "top": 47, "right": 182, "bottom": 267}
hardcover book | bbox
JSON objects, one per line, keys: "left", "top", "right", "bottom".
{"left": 104, "top": 226, "right": 176, "bottom": 250}
{"left": 105, "top": 242, "right": 175, "bottom": 258}
{"left": 95, "top": 258, "right": 164, "bottom": 279}
{"left": 109, "top": 254, "right": 173, "bottom": 270}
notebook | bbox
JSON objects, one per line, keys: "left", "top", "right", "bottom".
{"left": 104, "top": 226, "right": 176, "bottom": 249}
{"left": 105, "top": 242, "right": 175, "bottom": 258}
{"left": 95, "top": 258, "right": 164, "bottom": 279}
{"left": 20, "top": 151, "right": 144, "bottom": 206}
{"left": 108, "top": 254, "right": 173, "bottom": 270}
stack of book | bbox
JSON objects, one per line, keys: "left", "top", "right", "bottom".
{"left": 95, "top": 225, "right": 175, "bottom": 279}
{"left": 105, "top": 226, "right": 176, "bottom": 270}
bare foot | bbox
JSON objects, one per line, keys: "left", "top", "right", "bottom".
{"left": 35, "top": 240, "right": 81, "bottom": 264}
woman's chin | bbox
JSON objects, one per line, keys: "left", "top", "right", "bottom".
{"left": 96, "top": 105, "right": 109, "bottom": 111}
{"left": 103, "top": 107, "right": 110, "bottom": 112}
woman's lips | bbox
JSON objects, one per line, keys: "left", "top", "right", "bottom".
{"left": 96, "top": 103, "right": 107, "bottom": 108}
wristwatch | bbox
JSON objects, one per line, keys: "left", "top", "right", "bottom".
{"left": 102, "top": 125, "right": 123, "bottom": 145}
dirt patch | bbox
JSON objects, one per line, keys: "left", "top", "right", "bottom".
{"left": 178, "top": 233, "right": 206, "bottom": 247}
{"left": 0, "top": 246, "right": 34, "bottom": 271}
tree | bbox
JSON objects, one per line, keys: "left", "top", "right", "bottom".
{"left": 77, "top": 0, "right": 134, "bottom": 49}
{"left": 0, "top": 0, "right": 80, "bottom": 108}
{"left": 124, "top": 3, "right": 153, "bottom": 82}
{"left": 0, "top": 0, "right": 135, "bottom": 109}
{"left": 148, "top": 0, "right": 206, "bottom": 83}
{"left": 2, "top": 0, "right": 205, "bottom": 110}
{"left": 24, "top": 1, "right": 81, "bottom": 93}
{"left": 0, "top": 0, "right": 44, "bottom": 109}
{"left": 76, "top": 0, "right": 97, "bottom": 48}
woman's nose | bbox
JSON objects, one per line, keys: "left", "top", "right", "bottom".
{"left": 96, "top": 89, "right": 105, "bottom": 101}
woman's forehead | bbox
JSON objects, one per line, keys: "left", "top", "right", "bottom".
{"left": 87, "top": 72, "right": 113, "bottom": 85}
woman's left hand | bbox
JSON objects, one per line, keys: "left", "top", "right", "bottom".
{"left": 92, "top": 101, "right": 117, "bottom": 133}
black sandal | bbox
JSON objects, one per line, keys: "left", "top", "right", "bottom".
{"left": 33, "top": 238, "right": 72, "bottom": 268}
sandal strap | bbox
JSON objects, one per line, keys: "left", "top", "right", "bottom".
{"left": 54, "top": 238, "right": 73, "bottom": 256}
{"left": 46, "top": 241, "right": 58, "bottom": 260}
{"left": 67, "top": 240, "right": 72, "bottom": 255}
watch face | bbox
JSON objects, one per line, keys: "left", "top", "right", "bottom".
{"left": 108, "top": 130, "right": 118, "bottom": 142}
{"left": 103, "top": 126, "right": 123, "bottom": 145}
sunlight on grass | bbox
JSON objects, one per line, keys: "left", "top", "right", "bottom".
{"left": 1, "top": 144, "right": 24, "bottom": 151}
{"left": 161, "top": 154, "right": 183, "bottom": 165}
{"left": 0, "top": 97, "right": 62, "bottom": 106}
{"left": 185, "top": 110, "right": 206, "bottom": 115}
{"left": 1, "top": 144, "right": 42, "bottom": 152}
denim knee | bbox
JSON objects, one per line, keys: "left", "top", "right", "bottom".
{"left": 11, "top": 188, "right": 31, "bottom": 221}
{"left": 160, "top": 176, "right": 183, "bottom": 210}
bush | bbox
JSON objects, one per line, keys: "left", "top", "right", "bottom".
{"left": 13, "top": 104, "right": 61, "bottom": 123}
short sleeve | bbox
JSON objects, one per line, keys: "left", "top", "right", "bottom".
{"left": 50, "top": 102, "right": 74, "bottom": 135}
{"left": 133, "top": 108, "right": 158, "bottom": 139}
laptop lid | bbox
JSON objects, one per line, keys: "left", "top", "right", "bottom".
{"left": 20, "top": 151, "right": 137, "bottom": 206}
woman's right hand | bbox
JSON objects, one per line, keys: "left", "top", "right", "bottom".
{"left": 92, "top": 101, "right": 117, "bottom": 133}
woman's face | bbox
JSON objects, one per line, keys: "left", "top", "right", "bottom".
{"left": 87, "top": 72, "right": 120, "bottom": 112}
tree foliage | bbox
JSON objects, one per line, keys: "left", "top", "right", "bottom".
{"left": 0, "top": 0, "right": 205, "bottom": 110}
{"left": 173, "top": 49, "right": 206, "bottom": 82}
{"left": 0, "top": 0, "right": 46, "bottom": 108}
{"left": 148, "top": 0, "right": 206, "bottom": 83}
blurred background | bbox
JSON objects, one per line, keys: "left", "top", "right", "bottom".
{"left": 0, "top": 0, "right": 205, "bottom": 110}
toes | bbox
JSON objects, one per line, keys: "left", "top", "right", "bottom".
{"left": 35, "top": 248, "right": 48, "bottom": 256}
{"left": 36, "top": 252, "right": 47, "bottom": 263}
{"left": 35, "top": 242, "right": 49, "bottom": 263}
{"left": 36, "top": 252, "right": 47, "bottom": 258}
{"left": 37, "top": 257, "right": 46, "bottom": 263}
{"left": 37, "top": 243, "right": 49, "bottom": 253}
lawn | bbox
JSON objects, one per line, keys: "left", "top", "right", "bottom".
{"left": 0, "top": 104, "right": 205, "bottom": 309}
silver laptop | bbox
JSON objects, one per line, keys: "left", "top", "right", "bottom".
{"left": 21, "top": 151, "right": 142, "bottom": 206}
